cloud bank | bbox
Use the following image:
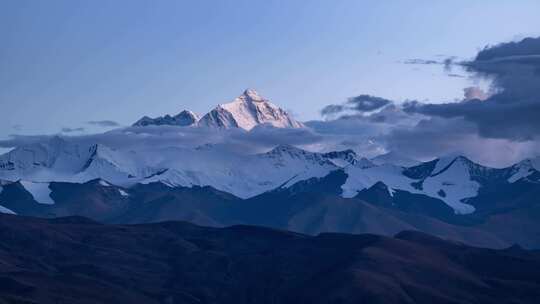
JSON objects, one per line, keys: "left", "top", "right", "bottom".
{"left": 405, "top": 37, "right": 540, "bottom": 141}
{"left": 87, "top": 120, "right": 121, "bottom": 127}
{"left": 313, "top": 37, "right": 540, "bottom": 165}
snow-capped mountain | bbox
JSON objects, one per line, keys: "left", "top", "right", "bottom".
{"left": 77, "top": 144, "right": 161, "bottom": 184}
{"left": 0, "top": 138, "right": 370, "bottom": 200}
{"left": 133, "top": 110, "right": 200, "bottom": 127}
{"left": 140, "top": 144, "right": 359, "bottom": 198}
{"left": 344, "top": 154, "right": 540, "bottom": 214}
{"left": 0, "top": 138, "right": 160, "bottom": 185}
{"left": 507, "top": 157, "right": 540, "bottom": 183}
{"left": 321, "top": 149, "right": 374, "bottom": 168}
{"left": 197, "top": 89, "right": 303, "bottom": 130}
{"left": 131, "top": 89, "right": 303, "bottom": 131}
{"left": 2, "top": 138, "right": 540, "bottom": 248}
{"left": 198, "top": 89, "right": 304, "bottom": 130}
{"left": 0, "top": 136, "right": 95, "bottom": 180}
{"left": 2, "top": 133, "right": 539, "bottom": 216}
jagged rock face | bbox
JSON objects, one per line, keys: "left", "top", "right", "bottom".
{"left": 322, "top": 150, "right": 375, "bottom": 168}
{"left": 198, "top": 89, "right": 304, "bottom": 130}
{"left": 132, "top": 110, "right": 200, "bottom": 127}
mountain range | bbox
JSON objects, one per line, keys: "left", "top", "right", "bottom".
{"left": 1, "top": 90, "right": 540, "bottom": 249}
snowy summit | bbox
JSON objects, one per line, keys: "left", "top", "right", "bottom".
{"left": 199, "top": 89, "right": 304, "bottom": 130}
{"left": 132, "top": 89, "right": 304, "bottom": 131}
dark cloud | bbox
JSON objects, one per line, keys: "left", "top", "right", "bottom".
{"left": 348, "top": 95, "right": 392, "bottom": 112}
{"left": 403, "top": 56, "right": 459, "bottom": 70}
{"left": 403, "top": 59, "right": 441, "bottom": 65}
{"left": 312, "top": 104, "right": 419, "bottom": 135}
{"left": 404, "top": 56, "right": 463, "bottom": 77}
{"left": 443, "top": 57, "right": 457, "bottom": 72}
{"left": 321, "top": 94, "right": 393, "bottom": 118}
{"left": 87, "top": 120, "right": 121, "bottom": 127}
{"left": 475, "top": 37, "right": 540, "bottom": 61}
{"left": 61, "top": 127, "right": 85, "bottom": 133}
{"left": 404, "top": 37, "right": 540, "bottom": 141}
{"left": 320, "top": 104, "right": 345, "bottom": 116}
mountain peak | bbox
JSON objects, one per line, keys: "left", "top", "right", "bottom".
{"left": 519, "top": 156, "right": 540, "bottom": 171}
{"left": 199, "top": 90, "right": 304, "bottom": 130}
{"left": 133, "top": 110, "right": 200, "bottom": 127}
{"left": 430, "top": 153, "right": 470, "bottom": 175}
{"left": 321, "top": 149, "right": 370, "bottom": 168}
{"left": 131, "top": 89, "right": 303, "bottom": 130}
{"left": 241, "top": 88, "right": 264, "bottom": 102}
{"left": 175, "top": 110, "right": 200, "bottom": 125}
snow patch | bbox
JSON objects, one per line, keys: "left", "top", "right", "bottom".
{"left": 20, "top": 181, "right": 55, "bottom": 205}
{"left": 0, "top": 204, "right": 16, "bottom": 215}
{"left": 387, "top": 187, "right": 396, "bottom": 197}
{"left": 420, "top": 159, "right": 477, "bottom": 214}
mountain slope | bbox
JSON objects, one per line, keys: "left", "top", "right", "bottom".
{"left": 3, "top": 137, "right": 540, "bottom": 248}
{"left": 0, "top": 173, "right": 516, "bottom": 248}
{"left": 0, "top": 214, "right": 539, "bottom": 304}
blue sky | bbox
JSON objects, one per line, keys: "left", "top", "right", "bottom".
{"left": 1, "top": 0, "right": 540, "bottom": 139}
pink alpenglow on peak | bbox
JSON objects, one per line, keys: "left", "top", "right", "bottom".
{"left": 199, "top": 89, "right": 305, "bottom": 130}
{"left": 132, "top": 89, "right": 304, "bottom": 130}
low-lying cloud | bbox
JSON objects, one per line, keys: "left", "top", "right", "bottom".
{"left": 87, "top": 120, "right": 121, "bottom": 127}
{"left": 61, "top": 127, "right": 85, "bottom": 133}
{"left": 0, "top": 124, "right": 324, "bottom": 157}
